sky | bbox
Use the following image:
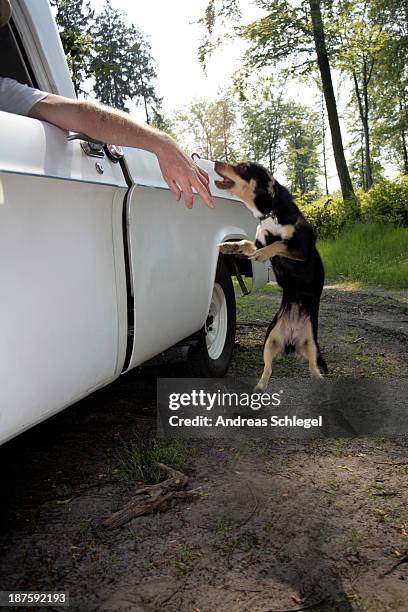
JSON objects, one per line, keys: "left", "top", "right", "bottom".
{"left": 90, "top": 0, "right": 266, "bottom": 111}
{"left": 88, "top": 0, "right": 355, "bottom": 191}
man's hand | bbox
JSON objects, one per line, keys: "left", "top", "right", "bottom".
{"left": 155, "top": 136, "right": 213, "bottom": 209}
{"left": 29, "top": 95, "right": 214, "bottom": 210}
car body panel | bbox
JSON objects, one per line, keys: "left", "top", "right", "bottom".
{"left": 0, "top": 0, "right": 269, "bottom": 444}
{"left": 123, "top": 151, "right": 268, "bottom": 369}
{"left": 0, "top": 112, "right": 128, "bottom": 443}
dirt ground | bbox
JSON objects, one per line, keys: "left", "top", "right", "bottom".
{"left": 1, "top": 284, "right": 408, "bottom": 612}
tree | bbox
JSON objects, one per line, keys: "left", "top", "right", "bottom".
{"left": 174, "top": 94, "right": 238, "bottom": 160}
{"left": 283, "top": 104, "right": 321, "bottom": 195}
{"left": 370, "top": 0, "right": 408, "bottom": 174}
{"left": 308, "top": 1, "right": 355, "bottom": 200}
{"left": 238, "top": 77, "right": 286, "bottom": 174}
{"left": 348, "top": 126, "right": 384, "bottom": 189}
{"left": 50, "top": 0, "right": 94, "bottom": 96}
{"left": 127, "top": 25, "right": 162, "bottom": 123}
{"left": 332, "top": 1, "right": 388, "bottom": 189}
{"left": 320, "top": 92, "right": 329, "bottom": 194}
{"left": 91, "top": 2, "right": 160, "bottom": 117}
{"left": 199, "top": 0, "right": 356, "bottom": 202}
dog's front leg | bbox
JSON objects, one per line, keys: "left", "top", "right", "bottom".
{"left": 249, "top": 241, "right": 305, "bottom": 263}
{"left": 218, "top": 240, "right": 257, "bottom": 256}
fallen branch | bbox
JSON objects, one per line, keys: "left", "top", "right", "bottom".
{"left": 102, "top": 463, "right": 199, "bottom": 529}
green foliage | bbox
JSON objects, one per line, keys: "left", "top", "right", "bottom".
{"left": 284, "top": 103, "right": 321, "bottom": 195}
{"left": 369, "top": 0, "right": 408, "bottom": 174}
{"left": 330, "top": 1, "right": 390, "bottom": 190}
{"left": 150, "top": 111, "right": 178, "bottom": 141}
{"left": 91, "top": 4, "right": 159, "bottom": 115}
{"left": 174, "top": 93, "right": 238, "bottom": 161}
{"left": 52, "top": 0, "right": 160, "bottom": 117}
{"left": 301, "top": 177, "right": 408, "bottom": 240}
{"left": 237, "top": 77, "right": 286, "bottom": 173}
{"left": 200, "top": 0, "right": 356, "bottom": 201}
{"left": 112, "top": 437, "right": 190, "bottom": 484}
{"left": 243, "top": 0, "right": 314, "bottom": 73}
{"left": 299, "top": 192, "right": 350, "bottom": 239}
{"left": 50, "top": 0, "right": 94, "bottom": 95}
{"left": 347, "top": 131, "right": 385, "bottom": 189}
{"left": 360, "top": 176, "right": 408, "bottom": 226}
{"left": 318, "top": 222, "right": 408, "bottom": 289}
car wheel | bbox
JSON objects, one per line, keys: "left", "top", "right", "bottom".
{"left": 187, "top": 258, "right": 236, "bottom": 377}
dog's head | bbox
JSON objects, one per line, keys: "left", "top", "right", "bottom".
{"left": 214, "top": 161, "right": 276, "bottom": 217}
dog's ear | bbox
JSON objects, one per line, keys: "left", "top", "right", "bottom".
{"left": 254, "top": 167, "right": 275, "bottom": 199}
{"left": 267, "top": 174, "right": 276, "bottom": 197}
{"left": 272, "top": 180, "right": 294, "bottom": 206}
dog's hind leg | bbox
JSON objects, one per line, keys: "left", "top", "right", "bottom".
{"left": 254, "top": 319, "right": 284, "bottom": 391}
{"left": 317, "top": 345, "right": 328, "bottom": 374}
{"left": 298, "top": 320, "right": 323, "bottom": 379}
{"left": 310, "top": 307, "right": 328, "bottom": 374}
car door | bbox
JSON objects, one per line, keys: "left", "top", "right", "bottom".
{"left": 0, "top": 111, "right": 128, "bottom": 443}
{"left": 122, "top": 149, "right": 264, "bottom": 370}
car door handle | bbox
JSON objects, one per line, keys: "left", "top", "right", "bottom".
{"left": 67, "top": 132, "right": 105, "bottom": 159}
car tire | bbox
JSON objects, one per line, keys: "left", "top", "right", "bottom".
{"left": 187, "top": 258, "right": 236, "bottom": 377}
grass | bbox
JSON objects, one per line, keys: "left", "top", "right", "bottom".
{"left": 318, "top": 222, "right": 408, "bottom": 289}
{"left": 112, "top": 436, "right": 190, "bottom": 484}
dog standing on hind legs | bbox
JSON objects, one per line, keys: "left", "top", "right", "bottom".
{"left": 214, "top": 160, "right": 328, "bottom": 391}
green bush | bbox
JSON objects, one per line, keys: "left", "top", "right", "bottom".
{"left": 298, "top": 192, "right": 353, "bottom": 239}
{"left": 298, "top": 176, "right": 408, "bottom": 239}
{"left": 360, "top": 175, "right": 408, "bottom": 226}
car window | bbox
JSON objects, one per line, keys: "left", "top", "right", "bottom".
{"left": 0, "top": 20, "right": 36, "bottom": 86}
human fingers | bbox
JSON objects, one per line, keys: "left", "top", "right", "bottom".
{"left": 197, "top": 166, "right": 210, "bottom": 185}
{"left": 178, "top": 179, "right": 194, "bottom": 209}
{"left": 168, "top": 179, "right": 181, "bottom": 201}
{"left": 191, "top": 174, "right": 214, "bottom": 208}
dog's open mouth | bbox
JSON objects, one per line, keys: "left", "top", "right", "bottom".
{"left": 214, "top": 175, "right": 235, "bottom": 190}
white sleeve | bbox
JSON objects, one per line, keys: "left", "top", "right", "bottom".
{"left": 0, "top": 77, "right": 49, "bottom": 116}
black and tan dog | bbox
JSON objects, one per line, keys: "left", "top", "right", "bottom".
{"left": 215, "top": 160, "right": 327, "bottom": 391}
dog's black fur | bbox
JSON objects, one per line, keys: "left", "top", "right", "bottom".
{"left": 215, "top": 161, "right": 327, "bottom": 384}
{"left": 255, "top": 178, "right": 327, "bottom": 371}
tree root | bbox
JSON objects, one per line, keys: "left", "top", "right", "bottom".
{"left": 102, "top": 463, "right": 199, "bottom": 529}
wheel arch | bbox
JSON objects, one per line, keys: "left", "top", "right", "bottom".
{"left": 215, "top": 230, "right": 269, "bottom": 293}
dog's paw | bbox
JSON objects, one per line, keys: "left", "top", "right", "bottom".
{"left": 249, "top": 247, "right": 271, "bottom": 263}
{"left": 218, "top": 242, "right": 242, "bottom": 255}
{"left": 310, "top": 369, "right": 324, "bottom": 380}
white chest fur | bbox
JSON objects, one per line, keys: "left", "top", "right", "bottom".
{"left": 256, "top": 216, "right": 287, "bottom": 245}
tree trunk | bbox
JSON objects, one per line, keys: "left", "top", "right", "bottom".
{"left": 353, "top": 67, "right": 373, "bottom": 190}
{"left": 362, "top": 116, "right": 372, "bottom": 188}
{"left": 360, "top": 130, "right": 365, "bottom": 190}
{"left": 398, "top": 99, "right": 408, "bottom": 174}
{"left": 321, "top": 93, "right": 329, "bottom": 194}
{"left": 309, "top": 1, "right": 355, "bottom": 201}
{"left": 401, "top": 129, "right": 408, "bottom": 175}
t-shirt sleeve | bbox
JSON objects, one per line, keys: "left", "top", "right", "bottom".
{"left": 0, "top": 77, "right": 49, "bottom": 116}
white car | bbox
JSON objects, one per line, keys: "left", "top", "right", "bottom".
{"left": 0, "top": 0, "right": 269, "bottom": 444}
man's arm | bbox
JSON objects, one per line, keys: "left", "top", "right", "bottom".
{"left": 29, "top": 94, "right": 213, "bottom": 209}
